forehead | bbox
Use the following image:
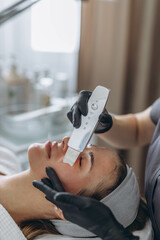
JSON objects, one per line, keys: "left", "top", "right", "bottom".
{"left": 86, "top": 145, "right": 119, "bottom": 176}
{"left": 86, "top": 144, "right": 117, "bottom": 158}
{"left": 84, "top": 145, "right": 119, "bottom": 192}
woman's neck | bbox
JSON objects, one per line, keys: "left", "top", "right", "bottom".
{"left": 0, "top": 170, "right": 58, "bottom": 224}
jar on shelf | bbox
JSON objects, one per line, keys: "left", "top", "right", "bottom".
{"left": 33, "top": 70, "right": 55, "bottom": 108}
{"left": 4, "top": 57, "right": 29, "bottom": 106}
{"left": 54, "top": 72, "right": 69, "bottom": 98}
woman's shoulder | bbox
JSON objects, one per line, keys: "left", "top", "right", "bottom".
{"left": 0, "top": 146, "right": 22, "bottom": 175}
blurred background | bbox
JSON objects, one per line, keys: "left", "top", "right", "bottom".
{"left": 0, "top": 0, "right": 160, "bottom": 195}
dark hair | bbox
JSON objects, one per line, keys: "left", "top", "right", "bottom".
{"left": 19, "top": 153, "right": 148, "bottom": 239}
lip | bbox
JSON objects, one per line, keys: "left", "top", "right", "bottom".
{"left": 45, "top": 141, "right": 52, "bottom": 158}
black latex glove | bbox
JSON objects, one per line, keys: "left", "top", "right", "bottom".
{"left": 41, "top": 167, "right": 65, "bottom": 191}
{"left": 33, "top": 168, "right": 139, "bottom": 240}
{"left": 67, "top": 90, "right": 113, "bottom": 133}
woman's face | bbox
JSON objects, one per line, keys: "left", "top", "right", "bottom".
{"left": 28, "top": 137, "right": 119, "bottom": 194}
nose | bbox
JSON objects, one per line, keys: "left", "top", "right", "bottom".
{"left": 62, "top": 137, "right": 70, "bottom": 153}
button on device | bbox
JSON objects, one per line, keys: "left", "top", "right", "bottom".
{"left": 91, "top": 103, "right": 98, "bottom": 110}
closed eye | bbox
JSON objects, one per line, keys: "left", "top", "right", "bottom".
{"left": 79, "top": 156, "right": 82, "bottom": 167}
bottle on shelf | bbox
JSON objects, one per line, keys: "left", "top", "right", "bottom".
{"left": 4, "top": 55, "right": 28, "bottom": 106}
{"left": 54, "top": 72, "right": 69, "bottom": 98}
{"left": 32, "top": 69, "right": 55, "bottom": 108}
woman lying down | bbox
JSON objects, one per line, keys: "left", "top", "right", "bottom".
{"left": 0, "top": 137, "right": 153, "bottom": 240}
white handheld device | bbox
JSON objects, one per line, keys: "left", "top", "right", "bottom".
{"left": 63, "top": 85, "right": 110, "bottom": 166}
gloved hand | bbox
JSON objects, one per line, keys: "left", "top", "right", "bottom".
{"left": 38, "top": 167, "right": 65, "bottom": 193}
{"left": 67, "top": 90, "right": 113, "bottom": 133}
{"left": 33, "top": 167, "right": 139, "bottom": 240}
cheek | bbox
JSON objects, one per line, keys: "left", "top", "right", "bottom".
{"left": 53, "top": 163, "right": 89, "bottom": 194}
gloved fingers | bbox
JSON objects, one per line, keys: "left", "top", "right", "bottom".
{"left": 54, "top": 192, "right": 91, "bottom": 210}
{"left": 98, "top": 111, "right": 108, "bottom": 123}
{"left": 67, "top": 110, "right": 73, "bottom": 123}
{"left": 99, "top": 110, "right": 112, "bottom": 124}
{"left": 67, "top": 91, "right": 91, "bottom": 127}
{"left": 45, "top": 195, "right": 53, "bottom": 203}
{"left": 52, "top": 193, "right": 79, "bottom": 215}
{"left": 77, "top": 91, "right": 92, "bottom": 116}
{"left": 32, "top": 180, "right": 57, "bottom": 200}
{"left": 41, "top": 178, "right": 52, "bottom": 188}
{"left": 46, "top": 167, "right": 65, "bottom": 192}
{"left": 72, "top": 105, "right": 82, "bottom": 128}
{"left": 45, "top": 195, "right": 57, "bottom": 206}
{"left": 94, "top": 111, "right": 113, "bottom": 134}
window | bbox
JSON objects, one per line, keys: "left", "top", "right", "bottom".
{"left": 31, "top": 0, "right": 81, "bottom": 53}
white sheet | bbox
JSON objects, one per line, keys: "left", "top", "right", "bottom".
{"left": 0, "top": 204, "right": 26, "bottom": 240}
{"left": 0, "top": 146, "right": 22, "bottom": 175}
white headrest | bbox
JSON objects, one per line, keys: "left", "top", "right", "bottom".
{"left": 101, "top": 165, "right": 140, "bottom": 227}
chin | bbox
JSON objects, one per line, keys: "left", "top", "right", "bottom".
{"left": 28, "top": 143, "right": 44, "bottom": 174}
{"left": 28, "top": 143, "right": 44, "bottom": 156}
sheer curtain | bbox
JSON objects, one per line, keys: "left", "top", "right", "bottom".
{"left": 78, "top": 0, "right": 160, "bottom": 194}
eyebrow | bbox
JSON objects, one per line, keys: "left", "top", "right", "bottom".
{"left": 89, "top": 151, "right": 94, "bottom": 172}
